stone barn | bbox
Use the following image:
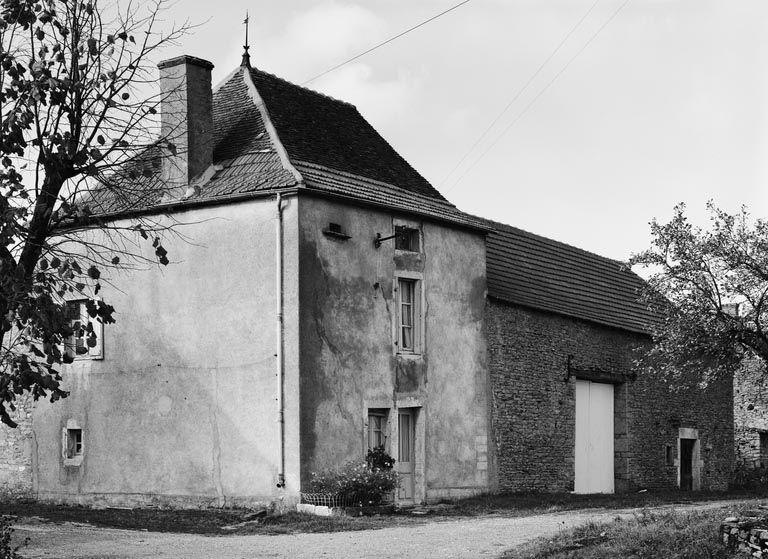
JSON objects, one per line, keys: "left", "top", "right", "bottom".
{"left": 0, "top": 52, "right": 734, "bottom": 506}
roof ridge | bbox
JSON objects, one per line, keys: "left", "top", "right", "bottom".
{"left": 241, "top": 68, "right": 303, "bottom": 185}
{"left": 476, "top": 214, "right": 631, "bottom": 268}
{"left": 248, "top": 66, "right": 357, "bottom": 108}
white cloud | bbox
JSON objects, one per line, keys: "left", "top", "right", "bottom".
{"left": 258, "top": 2, "right": 388, "bottom": 79}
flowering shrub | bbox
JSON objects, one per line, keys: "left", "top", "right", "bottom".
{"left": 366, "top": 446, "right": 395, "bottom": 471}
{"left": 309, "top": 459, "right": 399, "bottom": 505}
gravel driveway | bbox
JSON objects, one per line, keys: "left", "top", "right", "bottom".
{"left": 15, "top": 500, "right": 751, "bottom": 559}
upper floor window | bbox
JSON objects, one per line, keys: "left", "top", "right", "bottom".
{"left": 396, "top": 277, "right": 422, "bottom": 354}
{"left": 65, "top": 300, "right": 103, "bottom": 360}
{"left": 395, "top": 226, "right": 420, "bottom": 253}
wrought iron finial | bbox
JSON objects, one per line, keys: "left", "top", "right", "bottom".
{"left": 241, "top": 12, "right": 251, "bottom": 67}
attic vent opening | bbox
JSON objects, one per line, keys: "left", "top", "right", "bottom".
{"left": 322, "top": 222, "right": 351, "bottom": 240}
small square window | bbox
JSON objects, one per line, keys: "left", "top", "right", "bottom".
{"left": 394, "top": 226, "right": 420, "bottom": 252}
{"left": 66, "top": 429, "right": 83, "bottom": 459}
{"left": 62, "top": 422, "right": 84, "bottom": 466}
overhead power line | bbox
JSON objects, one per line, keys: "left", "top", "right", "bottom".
{"left": 439, "top": 0, "right": 601, "bottom": 187}
{"left": 302, "top": 0, "right": 472, "bottom": 86}
{"left": 445, "top": 0, "right": 632, "bottom": 194}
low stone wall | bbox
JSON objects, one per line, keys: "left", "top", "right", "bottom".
{"left": 721, "top": 511, "right": 768, "bottom": 556}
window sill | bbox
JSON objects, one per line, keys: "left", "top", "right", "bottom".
{"left": 65, "top": 353, "right": 103, "bottom": 362}
{"left": 63, "top": 456, "right": 83, "bottom": 467}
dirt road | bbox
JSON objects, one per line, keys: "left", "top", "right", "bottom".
{"left": 15, "top": 500, "right": 749, "bottom": 559}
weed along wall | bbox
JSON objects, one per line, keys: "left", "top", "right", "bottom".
{"left": 297, "top": 195, "right": 493, "bottom": 503}
{"left": 28, "top": 197, "right": 302, "bottom": 508}
{"left": 486, "top": 301, "right": 733, "bottom": 493}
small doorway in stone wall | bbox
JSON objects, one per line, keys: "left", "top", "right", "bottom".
{"left": 397, "top": 409, "right": 416, "bottom": 502}
{"left": 680, "top": 439, "right": 696, "bottom": 490}
{"left": 677, "top": 428, "right": 701, "bottom": 491}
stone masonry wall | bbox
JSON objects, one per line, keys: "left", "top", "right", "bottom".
{"left": 486, "top": 299, "right": 733, "bottom": 492}
{"left": 0, "top": 394, "right": 34, "bottom": 497}
{"left": 734, "top": 357, "right": 768, "bottom": 467}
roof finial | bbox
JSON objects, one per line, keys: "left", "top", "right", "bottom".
{"left": 241, "top": 12, "right": 251, "bottom": 67}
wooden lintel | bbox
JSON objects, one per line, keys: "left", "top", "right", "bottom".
{"left": 565, "top": 354, "right": 636, "bottom": 384}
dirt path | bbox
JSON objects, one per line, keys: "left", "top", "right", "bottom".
{"left": 15, "top": 500, "right": 752, "bottom": 559}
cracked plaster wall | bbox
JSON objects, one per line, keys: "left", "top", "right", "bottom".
{"left": 297, "top": 196, "right": 491, "bottom": 502}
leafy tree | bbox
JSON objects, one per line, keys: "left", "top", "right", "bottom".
{"left": 630, "top": 202, "right": 768, "bottom": 380}
{"left": 0, "top": 0, "right": 190, "bottom": 426}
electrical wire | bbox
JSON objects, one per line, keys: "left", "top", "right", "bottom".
{"left": 445, "top": 0, "right": 632, "bottom": 194}
{"left": 439, "top": 0, "right": 601, "bottom": 187}
{"left": 302, "top": 0, "right": 472, "bottom": 86}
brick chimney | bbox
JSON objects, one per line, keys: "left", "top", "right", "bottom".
{"left": 157, "top": 55, "right": 215, "bottom": 186}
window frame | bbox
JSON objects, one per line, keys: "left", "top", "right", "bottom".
{"left": 394, "top": 225, "right": 420, "bottom": 253}
{"left": 367, "top": 409, "right": 389, "bottom": 452}
{"left": 392, "top": 219, "right": 422, "bottom": 255}
{"left": 394, "top": 273, "right": 424, "bottom": 355}
{"left": 64, "top": 299, "right": 104, "bottom": 361}
{"left": 62, "top": 419, "right": 84, "bottom": 466}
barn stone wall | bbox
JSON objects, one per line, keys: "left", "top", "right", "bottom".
{"left": 486, "top": 299, "right": 733, "bottom": 492}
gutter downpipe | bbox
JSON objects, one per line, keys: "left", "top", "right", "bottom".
{"left": 276, "top": 192, "right": 286, "bottom": 489}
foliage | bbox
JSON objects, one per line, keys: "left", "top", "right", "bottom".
{"left": 730, "top": 463, "right": 768, "bottom": 490}
{"left": 0, "top": 0, "right": 192, "bottom": 426}
{"left": 308, "top": 460, "right": 399, "bottom": 506}
{"left": 0, "top": 516, "right": 27, "bottom": 559}
{"left": 630, "top": 202, "right": 768, "bottom": 381}
{"left": 365, "top": 445, "right": 395, "bottom": 471}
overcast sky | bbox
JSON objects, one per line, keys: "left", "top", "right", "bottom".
{"left": 159, "top": 0, "right": 768, "bottom": 261}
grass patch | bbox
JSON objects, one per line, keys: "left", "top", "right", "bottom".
{"left": 501, "top": 508, "right": 736, "bottom": 559}
{"left": 442, "top": 489, "right": 767, "bottom": 517}
{"left": 1, "top": 489, "right": 762, "bottom": 536}
{"left": 0, "top": 501, "right": 410, "bottom": 535}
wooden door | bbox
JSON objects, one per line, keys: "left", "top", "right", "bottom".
{"left": 680, "top": 438, "right": 695, "bottom": 491}
{"left": 397, "top": 410, "right": 415, "bottom": 501}
{"left": 574, "top": 379, "right": 615, "bottom": 493}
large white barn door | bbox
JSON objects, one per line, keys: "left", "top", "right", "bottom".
{"left": 574, "top": 379, "right": 614, "bottom": 493}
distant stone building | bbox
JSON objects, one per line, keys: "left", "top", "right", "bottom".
{"left": 734, "top": 358, "right": 768, "bottom": 468}
{"left": 0, "top": 52, "right": 734, "bottom": 507}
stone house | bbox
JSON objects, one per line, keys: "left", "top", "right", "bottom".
{"left": 0, "top": 53, "right": 733, "bottom": 506}
{"left": 734, "top": 359, "right": 768, "bottom": 468}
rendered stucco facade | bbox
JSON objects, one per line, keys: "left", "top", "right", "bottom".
{"left": 24, "top": 197, "right": 302, "bottom": 507}
{"left": 297, "top": 195, "right": 493, "bottom": 502}
{"left": 0, "top": 193, "right": 495, "bottom": 506}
